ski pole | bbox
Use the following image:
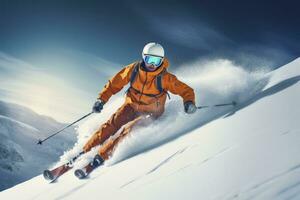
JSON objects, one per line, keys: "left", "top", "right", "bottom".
{"left": 63, "top": 151, "right": 85, "bottom": 166}
{"left": 37, "top": 112, "right": 93, "bottom": 145}
{"left": 68, "top": 151, "right": 85, "bottom": 165}
{"left": 197, "top": 101, "right": 237, "bottom": 109}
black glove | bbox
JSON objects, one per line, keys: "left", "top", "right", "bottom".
{"left": 92, "top": 100, "right": 105, "bottom": 113}
{"left": 184, "top": 101, "right": 197, "bottom": 114}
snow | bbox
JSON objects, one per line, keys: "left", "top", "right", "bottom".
{"left": 0, "top": 58, "right": 299, "bottom": 200}
{"left": 0, "top": 115, "right": 39, "bottom": 132}
{"left": 0, "top": 101, "right": 76, "bottom": 191}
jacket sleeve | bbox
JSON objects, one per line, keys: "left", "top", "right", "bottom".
{"left": 98, "top": 63, "right": 134, "bottom": 102}
{"left": 164, "top": 73, "right": 196, "bottom": 104}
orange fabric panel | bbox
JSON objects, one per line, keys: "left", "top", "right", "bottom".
{"left": 163, "top": 73, "right": 195, "bottom": 104}
{"left": 83, "top": 103, "right": 139, "bottom": 153}
{"left": 98, "top": 115, "right": 144, "bottom": 160}
{"left": 98, "top": 63, "right": 135, "bottom": 102}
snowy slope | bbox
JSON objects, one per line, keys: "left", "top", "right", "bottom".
{"left": 0, "top": 58, "right": 299, "bottom": 200}
{"left": 0, "top": 101, "right": 76, "bottom": 191}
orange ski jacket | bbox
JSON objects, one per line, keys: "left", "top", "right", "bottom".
{"left": 98, "top": 58, "right": 195, "bottom": 116}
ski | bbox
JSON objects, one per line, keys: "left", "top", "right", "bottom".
{"left": 43, "top": 151, "right": 84, "bottom": 182}
{"left": 43, "top": 163, "right": 72, "bottom": 182}
{"left": 74, "top": 154, "right": 104, "bottom": 179}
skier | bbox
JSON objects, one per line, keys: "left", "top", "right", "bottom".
{"left": 79, "top": 42, "right": 197, "bottom": 174}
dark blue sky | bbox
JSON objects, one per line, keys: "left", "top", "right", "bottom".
{"left": 1, "top": 0, "right": 299, "bottom": 69}
{"left": 0, "top": 0, "right": 299, "bottom": 121}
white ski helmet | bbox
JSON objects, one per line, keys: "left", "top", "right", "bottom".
{"left": 142, "top": 42, "right": 165, "bottom": 61}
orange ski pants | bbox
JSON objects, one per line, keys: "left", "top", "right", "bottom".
{"left": 83, "top": 103, "right": 149, "bottom": 160}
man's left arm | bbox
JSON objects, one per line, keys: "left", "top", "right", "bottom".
{"left": 165, "top": 73, "right": 195, "bottom": 103}
{"left": 164, "top": 73, "right": 197, "bottom": 113}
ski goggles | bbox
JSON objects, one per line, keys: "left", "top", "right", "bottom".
{"left": 144, "top": 55, "right": 163, "bottom": 67}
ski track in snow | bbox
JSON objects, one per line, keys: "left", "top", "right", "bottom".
{"left": 119, "top": 146, "right": 189, "bottom": 189}
{"left": 51, "top": 167, "right": 111, "bottom": 200}
{"left": 127, "top": 146, "right": 235, "bottom": 191}
{"left": 195, "top": 146, "right": 233, "bottom": 166}
{"left": 146, "top": 146, "right": 189, "bottom": 175}
{"left": 224, "top": 163, "right": 300, "bottom": 200}
{"left": 53, "top": 182, "right": 90, "bottom": 200}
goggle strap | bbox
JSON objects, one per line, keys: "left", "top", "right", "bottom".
{"left": 144, "top": 54, "right": 164, "bottom": 58}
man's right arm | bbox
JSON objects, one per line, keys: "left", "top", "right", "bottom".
{"left": 98, "top": 63, "right": 135, "bottom": 103}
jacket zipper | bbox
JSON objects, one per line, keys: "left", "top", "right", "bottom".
{"left": 138, "top": 71, "right": 148, "bottom": 105}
